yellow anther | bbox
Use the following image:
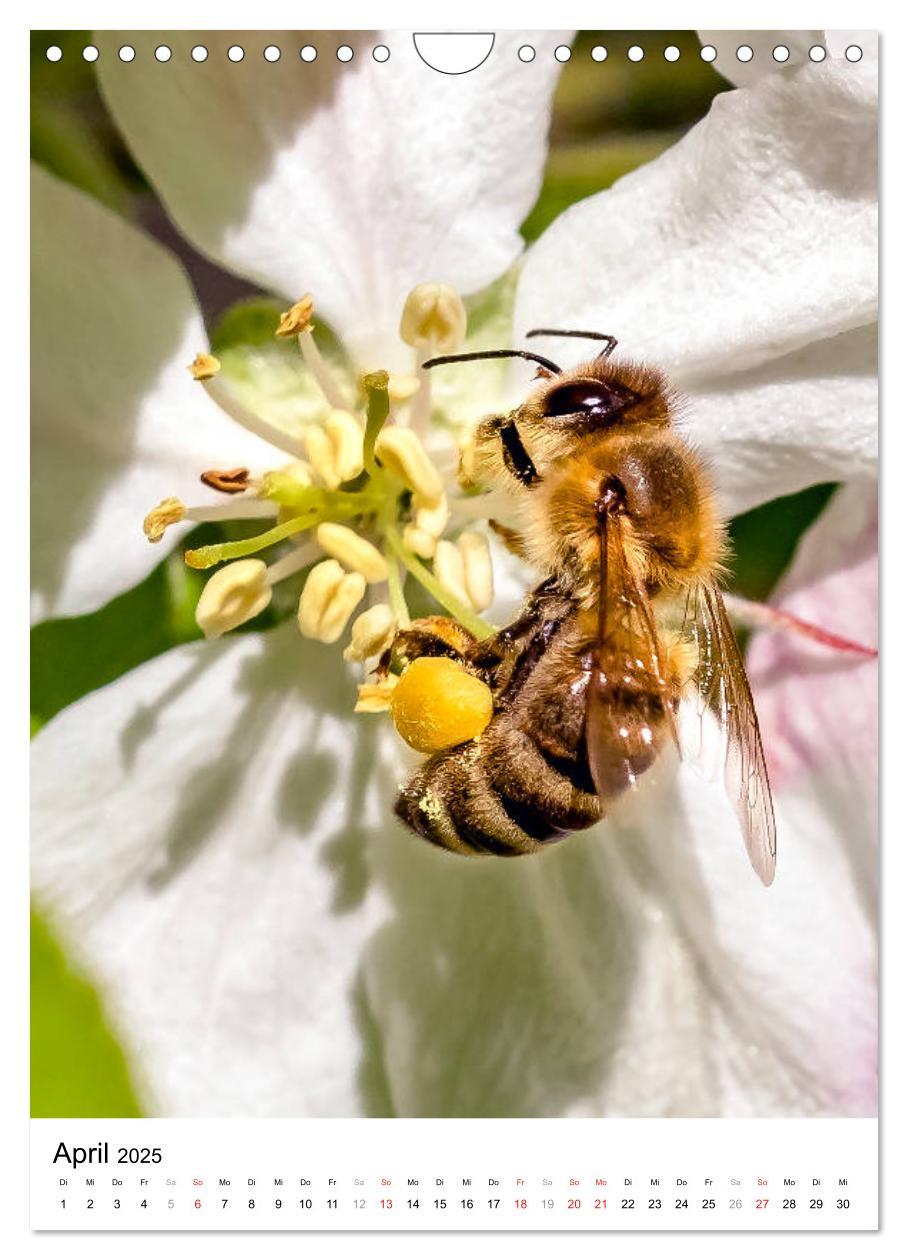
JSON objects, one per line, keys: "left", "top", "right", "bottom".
{"left": 434, "top": 539, "right": 470, "bottom": 607}
{"left": 188, "top": 352, "right": 221, "bottom": 380}
{"left": 316, "top": 523, "right": 388, "bottom": 584}
{"left": 390, "top": 657, "right": 493, "bottom": 753}
{"left": 195, "top": 559, "right": 271, "bottom": 640}
{"left": 399, "top": 283, "right": 467, "bottom": 353}
{"left": 143, "top": 496, "right": 185, "bottom": 543}
{"left": 298, "top": 559, "right": 366, "bottom": 644}
{"left": 413, "top": 491, "right": 449, "bottom": 539}
{"left": 387, "top": 373, "right": 421, "bottom": 403}
{"left": 275, "top": 294, "right": 314, "bottom": 338}
{"left": 459, "top": 530, "right": 494, "bottom": 613}
{"left": 323, "top": 409, "right": 365, "bottom": 483}
{"left": 375, "top": 426, "right": 443, "bottom": 500}
{"left": 403, "top": 524, "right": 438, "bottom": 559}
{"left": 303, "top": 424, "right": 341, "bottom": 488}
{"left": 355, "top": 676, "right": 399, "bottom": 714}
{"left": 344, "top": 604, "right": 397, "bottom": 662}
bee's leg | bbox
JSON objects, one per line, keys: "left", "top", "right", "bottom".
{"left": 488, "top": 519, "right": 532, "bottom": 561}
{"left": 376, "top": 616, "right": 480, "bottom": 677}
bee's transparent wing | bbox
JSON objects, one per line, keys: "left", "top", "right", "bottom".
{"left": 677, "top": 582, "right": 777, "bottom": 886}
{"left": 585, "top": 510, "right": 680, "bottom": 802}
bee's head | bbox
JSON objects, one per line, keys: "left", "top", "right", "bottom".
{"left": 425, "top": 331, "right": 674, "bottom": 492}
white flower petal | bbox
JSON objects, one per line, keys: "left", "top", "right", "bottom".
{"left": 683, "top": 324, "right": 877, "bottom": 515}
{"left": 97, "top": 30, "right": 567, "bottom": 370}
{"left": 31, "top": 623, "right": 390, "bottom": 1116}
{"left": 32, "top": 165, "right": 278, "bottom": 621}
{"left": 363, "top": 747, "right": 874, "bottom": 1116}
{"left": 514, "top": 62, "right": 876, "bottom": 383}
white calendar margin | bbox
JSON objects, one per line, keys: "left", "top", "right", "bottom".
{"left": 7, "top": 1, "right": 904, "bottom": 1256}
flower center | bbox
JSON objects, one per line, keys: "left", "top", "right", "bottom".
{"left": 142, "top": 287, "right": 499, "bottom": 702}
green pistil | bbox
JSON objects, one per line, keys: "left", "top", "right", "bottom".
{"left": 362, "top": 370, "right": 390, "bottom": 476}
{"left": 185, "top": 511, "right": 322, "bottom": 569}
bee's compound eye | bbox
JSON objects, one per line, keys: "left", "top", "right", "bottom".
{"left": 544, "top": 380, "right": 622, "bottom": 419}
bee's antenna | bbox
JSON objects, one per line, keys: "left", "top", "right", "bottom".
{"left": 422, "top": 349, "right": 562, "bottom": 375}
{"left": 526, "top": 328, "right": 618, "bottom": 360}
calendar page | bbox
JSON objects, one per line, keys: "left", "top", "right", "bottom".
{"left": 29, "top": 23, "right": 879, "bottom": 1239}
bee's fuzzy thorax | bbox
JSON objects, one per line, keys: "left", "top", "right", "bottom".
{"left": 521, "top": 426, "right": 726, "bottom": 598}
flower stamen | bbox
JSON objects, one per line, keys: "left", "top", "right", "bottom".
{"left": 200, "top": 467, "right": 250, "bottom": 495}
{"left": 194, "top": 365, "right": 308, "bottom": 459}
{"left": 195, "top": 558, "right": 272, "bottom": 639}
{"left": 316, "top": 522, "right": 388, "bottom": 584}
{"left": 298, "top": 558, "right": 366, "bottom": 644}
{"left": 276, "top": 293, "right": 349, "bottom": 410}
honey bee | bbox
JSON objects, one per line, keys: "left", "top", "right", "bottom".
{"left": 385, "top": 329, "right": 776, "bottom": 885}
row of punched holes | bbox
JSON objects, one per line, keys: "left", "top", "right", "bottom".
{"left": 45, "top": 41, "right": 866, "bottom": 65}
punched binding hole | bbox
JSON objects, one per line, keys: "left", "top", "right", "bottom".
{"left": 82, "top": 45, "right": 99, "bottom": 63}
{"left": 227, "top": 45, "right": 245, "bottom": 63}
{"left": 736, "top": 45, "right": 754, "bottom": 62}
{"left": 628, "top": 45, "right": 644, "bottom": 62}
{"left": 45, "top": 45, "right": 62, "bottom": 62}
{"left": 772, "top": 45, "right": 790, "bottom": 62}
{"left": 264, "top": 45, "right": 281, "bottom": 62}
{"left": 373, "top": 45, "right": 390, "bottom": 62}
{"left": 191, "top": 45, "right": 208, "bottom": 62}
{"left": 664, "top": 45, "right": 680, "bottom": 62}
{"left": 337, "top": 45, "right": 354, "bottom": 62}
{"left": 300, "top": 45, "right": 317, "bottom": 62}
{"left": 845, "top": 44, "right": 863, "bottom": 62}
{"left": 155, "top": 46, "right": 172, "bottom": 63}
{"left": 554, "top": 45, "right": 571, "bottom": 63}
{"left": 591, "top": 46, "right": 607, "bottom": 62}
{"left": 808, "top": 45, "right": 827, "bottom": 62}
{"left": 518, "top": 45, "right": 535, "bottom": 63}
{"left": 118, "top": 45, "right": 136, "bottom": 63}
{"left": 700, "top": 44, "right": 718, "bottom": 62}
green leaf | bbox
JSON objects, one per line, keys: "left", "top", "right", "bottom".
{"left": 31, "top": 907, "right": 143, "bottom": 1117}
{"left": 728, "top": 483, "right": 837, "bottom": 601}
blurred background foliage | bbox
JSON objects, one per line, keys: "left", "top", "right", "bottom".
{"left": 30, "top": 30, "right": 836, "bottom": 1116}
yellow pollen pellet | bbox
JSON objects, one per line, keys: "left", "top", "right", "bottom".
{"left": 303, "top": 424, "right": 340, "bottom": 488}
{"left": 403, "top": 524, "right": 438, "bottom": 559}
{"left": 298, "top": 559, "right": 366, "bottom": 644}
{"left": 195, "top": 559, "right": 271, "bottom": 640}
{"left": 355, "top": 676, "right": 399, "bottom": 713}
{"left": 434, "top": 539, "right": 470, "bottom": 607}
{"left": 143, "top": 496, "right": 185, "bottom": 543}
{"left": 399, "top": 283, "right": 467, "bottom": 353}
{"left": 459, "top": 530, "right": 494, "bottom": 613}
{"left": 390, "top": 657, "right": 493, "bottom": 753}
{"left": 344, "top": 604, "right": 397, "bottom": 662}
{"left": 317, "top": 522, "right": 388, "bottom": 584}
{"left": 275, "top": 294, "right": 314, "bottom": 338}
{"left": 374, "top": 427, "right": 443, "bottom": 500}
{"left": 324, "top": 409, "right": 365, "bottom": 483}
{"left": 188, "top": 351, "right": 221, "bottom": 380}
